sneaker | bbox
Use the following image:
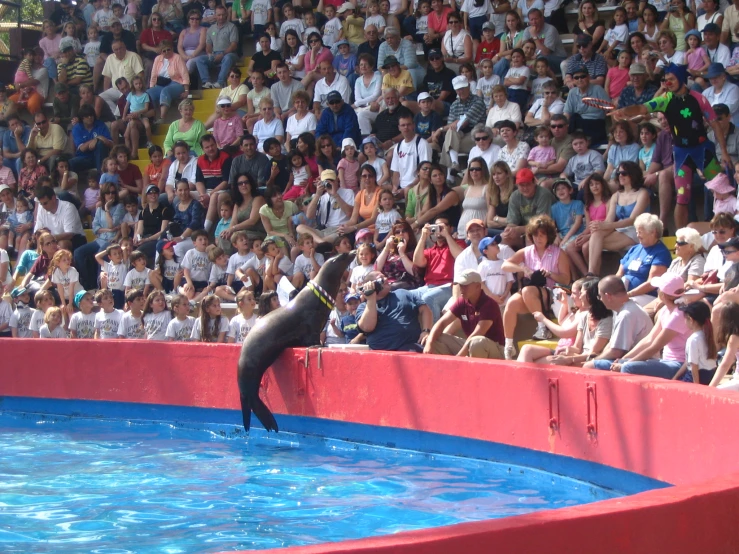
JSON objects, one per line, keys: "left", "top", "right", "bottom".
{"left": 449, "top": 163, "right": 461, "bottom": 177}
{"left": 203, "top": 82, "right": 214, "bottom": 89}
{"left": 504, "top": 345, "right": 516, "bottom": 361}
{"left": 212, "top": 82, "right": 223, "bottom": 89}
{"left": 145, "top": 141, "right": 154, "bottom": 148}
{"left": 532, "top": 323, "right": 553, "bottom": 341}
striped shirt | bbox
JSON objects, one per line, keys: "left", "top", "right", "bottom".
{"left": 59, "top": 55, "right": 93, "bottom": 89}
{"left": 448, "top": 94, "right": 487, "bottom": 128}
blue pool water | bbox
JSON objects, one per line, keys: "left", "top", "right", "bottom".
{"left": 0, "top": 410, "right": 625, "bottom": 553}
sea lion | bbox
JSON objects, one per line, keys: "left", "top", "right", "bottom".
{"left": 237, "top": 251, "right": 354, "bottom": 433}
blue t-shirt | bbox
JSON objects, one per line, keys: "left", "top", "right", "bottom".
{"left": 339, "top": 313, "right": 360, "bottom": 342}
{"left": 332, "top": 54, "right": 357, "bottom": 77}
{"left": 16, "top": 249, "right": 39, "bottom": 275}
{"left": 215, "top": 217, "right": 231, "bottom": 239}
{"left": 100, "top": 173, "right": 120, "bottom": 186}
{"left": 356, "top": 289, "right": 425, "bottom": 351}
{"left": 414, "top": 111, "right": 443, "bottom": 140}
{"left": 607, "top": 143, "right": 640, "bottom": 168}
{"left": 72, "top": 121, "right": 112, "bottom": 158}
{"left": 551, "top": 199, "right": 585, "bottom": 237}
{"left": 620, "top": 241, "right": 672, "bottom": 295}
{"left": 126, "top": 91, "right": 151, "bottom": 114}
{"left": 2, "top": 125, "right": 30, "bottom": 156}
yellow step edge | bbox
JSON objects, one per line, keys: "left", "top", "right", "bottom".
{"left": 517, "top": 339, "right": 560, "bottom": 351}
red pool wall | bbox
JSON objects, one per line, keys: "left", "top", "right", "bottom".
{"left": 2, "top": 338, "right": 739, "bottom": 554}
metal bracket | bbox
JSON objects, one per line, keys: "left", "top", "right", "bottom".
{"left": 586, "top": 382, "right": 597, "bottom": 435}
{"left": 548, "top": 378, "right": 559, "bottom": 430}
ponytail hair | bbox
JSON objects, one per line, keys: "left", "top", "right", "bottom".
{"left": 680, "top": 301, "right": 717, "bottom": 359}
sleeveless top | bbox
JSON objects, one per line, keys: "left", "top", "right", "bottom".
{"left": 642, "top": 24, "right": 659, "bottom": 43}
{"left": 444, "top": 29, "right": 470, "bottom": 58}
{"left": 523, "top": 244, "right": 561, "bottom": 288}
{"left": 357, "top": 186, "right": 382, "bottom": 222}
{"left": 181, "top": 28, "right": 201, "bottom": 52}
{"left": 667, "top": 14, "right": 687, "bottom": 52}
{"left": 615, "top": 200, "right": 637, "bottom": 221}
{"left": 574, "top": 20, "right": 605, "bottom": 52}
{"left": 457, "top": 184, "right": 488, "bottom": 235}
{"left": 588, "top": 202, "right": 607, "bottom": 222}
{"left": 236, "top": 196, "right": 267, "bottom": 240}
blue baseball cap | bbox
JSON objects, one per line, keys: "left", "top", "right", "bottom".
{"left": 479, "top": 235, "right": 502, "bottom": 252}
{"left": 10, "top": 286, "right": 28, "bottom": 299}
{"left": 344, "top": 292, "right": 361, "bottom": 303}
{"left": 74, "top": 290, "right": 89, "bottom": 308}
{"left": 706, "top": 62, "right": 726, "bottom": 79}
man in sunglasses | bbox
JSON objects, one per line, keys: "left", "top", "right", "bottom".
{"left": 564, "top": 34, "right": 606, "bottom": 89}
{"left": 563, "top": 64, "right": 609, "bottom": 146}
{"left": 315, "top": 91, "right": 360, "bottom": 147}
{"left": 28, "top": 111, "right": 67, "bottom": 173}
{"left": 413, "top": 48, "right": 456, "bottom": 115}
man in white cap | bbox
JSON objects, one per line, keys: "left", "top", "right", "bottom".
{"left": 423, "top": 268, "right": 505, "bottom": 359}
{"left": 297, "top": 169, "right": 355, "bottom": 246}
{"left": 433, "top": 75, "right": 487, "bottom": 179}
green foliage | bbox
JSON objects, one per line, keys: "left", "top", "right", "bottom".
{"left": 23, "top": 0, "right": 45, "bottom": 24}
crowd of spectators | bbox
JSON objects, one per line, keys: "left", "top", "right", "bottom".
{"left": 3, "top": 0, "right": 739, "bottom": 390}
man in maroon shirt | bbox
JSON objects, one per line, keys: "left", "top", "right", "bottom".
{"left": 412, "top": 216, "right": 464, "bottom": 321}
{"left": 423, "top": 269, "right": 505, "bottom": 358}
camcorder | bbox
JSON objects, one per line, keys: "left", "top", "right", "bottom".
{"left": 363, "top": 278, "right": 384, "bottom": 296}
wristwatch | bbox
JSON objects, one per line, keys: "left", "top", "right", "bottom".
{"left": 421, "top": 328, "right": 431, "bottom": 333}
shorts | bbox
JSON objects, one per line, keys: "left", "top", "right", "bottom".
{"left": 162, "top": 276, "right": 175, "bottom": 293}
{"left": 681, "top": 368, "right": 717, "bottom": 385}
{"left": 112, "top": 288, "right": 125, "bottom": 310}
{"left": 468, "top": 15, "right": 487, "bottom": 40}
{"left": 378, "top": 232, "right": 388, "bottom": 242}
{"left": 192, "top": 280, "right": 209, "bottom": 292}
{"left": 560, "top": 234, "right": 580, "bottom": 249}
{"left": 615, "top": 225, "right": 638, "bottom": 243}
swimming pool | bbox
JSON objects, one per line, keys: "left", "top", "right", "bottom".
{"left": 0, "top": 400, "right": 652, "bottom": 553}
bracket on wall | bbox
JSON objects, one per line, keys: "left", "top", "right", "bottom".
{"left": 586, "top": 382, "right": 597, "bottom": 435}
{"left": 548, "top": 378, "right": 559, "bottom": 430}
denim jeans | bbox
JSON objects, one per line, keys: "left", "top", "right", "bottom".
{"left": 195, "top": 52, "right": 238, "bottom": 86}
{"left": 43, "top": 57, "right": 58, "bottom": 80}
{"left": 414, "top": 283, "right": 452, "bottom": 322}
{"left": 620, "top": 358, "right": 682, "bottom": 379}
{"left": 493, "top": 57, "right": 510, "bottom": 80}
{"left": 147, "top": 82, "right": 186, "bottom": 108}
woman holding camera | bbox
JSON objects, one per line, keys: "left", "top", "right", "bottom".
{"left": 501, "top": 214, "right": 571, "bottom": 360}
{"left": 376, "top": 220, "right": 421, "bottom": 290}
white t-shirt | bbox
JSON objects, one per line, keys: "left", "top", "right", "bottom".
{"left": 528, "top": 97, "right": 565, "bottom": 120}
{"left": 162, "top": 258, "right": 180, "bottom": 281}
{"left": 477, "top": 75, "right": 501, "bottom": 108}
{"left": 316, "top": 188, "right": 355, "bottom": 228}
{"left": 34, "top": 199, "right": 84, "bottom": 235}
{"left": 478, "top": 258, "right": 514, "bottom": 296}
{"left": 240, "top": 255, "right": 268, "bottom": 278}
{"left": 29, "top": 309, "right": 46, "bottom": 333}
{"left": 294, "top": 252, "right": 325, "bottom": 278}
{"left": 118, "top": 312, "right": 145, "bottom": 339}
{"left": 323, "top": 17, "right": 342, "bottom": 47}
{"left": 505, "top": 65, "right": 530, "bottom": 90}
{"left": 166, "top": 316, "right": 196, "bottom": 341}
{"left": 390, "top": 136, "right": 432, "bottom": 189}
{"left": 191, "top": 315, "right": 230, "bottom": 341}
{"left": 0, "top": 299, "right": 12, "bottom": 327}
{"left": 313, "top": 74, "right": 352, "bottom": 108}
{"left": 605, "top": 24, "right": 628, "bottom": 49}
{"left": 103, "top": 261, "right": 128, "bottom": 291}
{"left": 253, "top": 117, "right": 285, "bottom": 152}
{"left": 10, "top": 307, "right": 34, "bottom": 337}
{"left": 279, "top": 17, "right": 305, "bottom": 39}
{"left": 51, "top": 267, "right": 84, "bottom": 295}
{"left": 228, "top": 313, "right": 258, "bottom": 343}
{"left": 95, "top": 309, "right": 123, "bottom": 339}
{"left": 69, "top": 311, "right": 97, "bottom": 339}
{"left": 181, "top": 248, "right": 212, "bottom": 282}
{"left": 349, "top": 264, "right": 373, "bottom": 287}
{"left": 124, "top": 267, "right": 151, "bottom": 289}
{"left": 285, "top": 112, "right": 317, "bottom": 138}
{"left": 40, "top": 324, "right": 67, "bottom": 339}
{"left": 365, "top": 15, "right": 386, "bottom": 29}
{"left": 265, "top": 255, "right": 294, "bottom": 277}
{"left": 461, "top": 0, "right": 489, "bottom": 18}
{"left": 250, "top": 0, "right": 270, "bottom": 25}
{"left": 209, "top": 263, "right": 227, "bottom": 285}
{"left": 0, "top": 249, "right": 11, "bottom": 287}
{"left": 376, "top": 210, "right": 402, "bottom": 235}
{"left": 227, "top": 251, "right": 255, "bottom": 275}
{"left": 656, "top": 50, "right": 686, "bottom": 69}
{"left": 467, "top": 144, "right": 501, "bottom": 170}
{"left": 686, "top": 330, "right": 717, "bottom": 370}
{"left": 144, "top": 310, "right": 172, "bottom": 341}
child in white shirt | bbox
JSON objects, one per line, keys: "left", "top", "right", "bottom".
{"left": 228, "top": 289, "right": 258, "bottom": 344}
{"left": 94, "top": 289, "right": 123, "bottom": 339}
{"left": 166, "top": 294, "right": 196, "bottom": 341}
{"left": 477, "top": 235, "right": 513, "bottom": 306}
{"left": 117, "top": 289, "right": 146, "bottom": 339}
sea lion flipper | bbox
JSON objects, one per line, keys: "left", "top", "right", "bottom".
{"left": 239, "top": 392, "right": 252, "bottom": 432}
{"left": 251, "top": 396, "right": 279, "bottom": 432}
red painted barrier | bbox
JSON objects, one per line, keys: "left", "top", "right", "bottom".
{"left": 2, "top": 339, "right": 739, "bottom": 553}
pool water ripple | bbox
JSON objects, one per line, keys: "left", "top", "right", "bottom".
{"left": 0, "top": 412, "right": 624, "bottom": 552}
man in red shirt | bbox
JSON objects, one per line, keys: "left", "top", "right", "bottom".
{"left": 423, "top": 269, "right": 505, "bottom": 358}
{"left": 412, "top": 216, "right": 464, "bottom": 321}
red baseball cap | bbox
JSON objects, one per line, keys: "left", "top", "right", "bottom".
{"left": 515, "top": 168, "right": 535, "bottom": 185}
{"left": 162, "top": 241, "right": 177, "bottom": 251}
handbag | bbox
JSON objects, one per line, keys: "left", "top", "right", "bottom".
{"left": 156, "top": 76, "right": 172, "bottom": 87}
{"left": 521, "top": 270, "right": 555, "bottom": 319}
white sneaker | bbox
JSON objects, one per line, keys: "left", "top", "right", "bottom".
{"left": 203, "top": 82, "right": 214, "bottom": 89}
{"left": 504, "top": 345, "right": 516, "bottom": 360}
{"left": 212, "top": 82, "right": 223, "bottom": 89}
{"left": 532, "top": 323, "right": 553, "bottom": 341}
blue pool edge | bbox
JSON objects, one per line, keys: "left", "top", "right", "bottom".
{"left": 0, "top": 396, "right": 669, "bottom": 496}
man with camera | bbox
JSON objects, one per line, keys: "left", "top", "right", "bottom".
{"left": 412, "top": 217, "right": 465, "bottom": 322}
{"left": 296, "top": 169, "right": 355, "bottom": 247}
{"left": 356, "top": 272, "right": 433, "bottom": 352}
{"left": 422, "top": 269, "right": 505, "bottom": 359}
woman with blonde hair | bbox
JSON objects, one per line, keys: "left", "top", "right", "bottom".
{"left": 486, "top": 160, "right": 515, "bottom": 233}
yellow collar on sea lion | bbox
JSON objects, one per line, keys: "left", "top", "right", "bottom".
{"left": 307, "top": 281, "right": 335, "bottom": 310}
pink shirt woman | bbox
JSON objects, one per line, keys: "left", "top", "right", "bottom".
{"left": 523, "top": 244, "right": 562, "bottom": 288}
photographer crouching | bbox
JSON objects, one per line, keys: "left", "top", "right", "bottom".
{"left": 356, "top": 272, "right": 433, "bottom": 352}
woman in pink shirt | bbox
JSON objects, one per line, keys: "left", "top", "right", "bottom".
{"left": 302, "top": 33, "right": 334, "bottom": 93}
{"left": 39, "top": 20, "right": 62, "bottom": 80}
{"left": 426, "top": 0, "right": 453, "bottom": 51}
{"left": 148, "top": 40, "right": 190, "bottom": 124}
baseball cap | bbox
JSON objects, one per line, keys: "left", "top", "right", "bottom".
{"left": 452, "top": 75, "right": 470, "bottom": 90}
{"left": 576, "top": 34, "right": 592, "bottom": 46}
{"left": 145, "top": 184, "right": 159, "bottom": 195}
{"left": 719, "top": 236, "right": 739, "bottom": 250}
{"left": 465, "top": 218, "right": 485, "bottom": 232}
{"left": 61, "top": 43, "right": 75, "bottom": 52}
{"left": 320, "top": 169, "right": 337, "bottom": 180}
{"left": 0, "top": 184, "right": 11, "bottom": 195}
{"left": 337, "top": 2, "right": 354, "bottom": 12}
{"left": 703, "top": 22, "right": 721, "bottom": 34}
{"left": 334, "top": 39, "right": 351, "bottom": 48}
{"left": 355, "top": 228, "right": 373, "bottom": 241}
{"left": 685, "top": 29, "right": 701, "bottom": 42}
{"left": 629, "top": 63, "right": 647, "bottom": 75}
{"left": 706, "top": 62, "right": 726, "bottom": 79}
{"left": 10, "top": 286, "right": 28, "bottom": 299}
{"left": 552, "top": 177, "right": 573, "bottom": 191}
{"left": 456, "top": 269, "right": 482, "bottom": 285}
{"left": 428, "top": 48, "right": 442, "bottom": 59}
{"left": 417, "top": 92, "right": 432, "bottom": 102}
{"left": 74, "top": 290, "right": 89, "bottom": 308}
{"left": 482, "top": 21, "right": 495, "bottom": 31}
{"left": 54, "top": 82, "right": 69, "bottom": 94}
{"left": 478, "top": 235, "right": 502, "bottom": 252}
{"left": 382, "top": 55, "right": 400, "bottom": 69}
{"left": 515, "top": 168, "right": 535, "bottom": 184}
{"left": 217, "top": 96, "right": 232, "bottom": 106}
{"left": 650, "top": 273, "right": 686, "bottom": 296}
{"left": 162, "top": 241, "right": 177, "bottom": 251}
{"left": 571, "top": 64, "right": 588, "bottom": 76}
{"left": 341, "top": 138, "right": 357, "bottom": 151}
{"left": 344, "top": 292, "right": 361, "bottom": 303}
{"left": 326, "top": 90, "right": 343, "bottom": 103}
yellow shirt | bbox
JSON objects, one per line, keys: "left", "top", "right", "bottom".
{"left": 29, "top": 123, "right": 67, "bottom": 156}
{"left": 382, "top": 70, "right": 414, "bottom": 95}
{"left": 343, "top": 15, "right": 365, "bottom": 45}
{"left": 102, "top": 51, "right": 144, "bottom": 83}
{"left": 723, "top": 4, "right": 739, "bottom": 43}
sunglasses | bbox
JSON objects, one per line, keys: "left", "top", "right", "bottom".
{"left": 469, "top": 167, "right": 483, "bottom": 172}
{"left": 723, "top": 248, "right": 739, "bottom": 254}
{"left": 675, "top": 240, "right": 688, "bottom": 247}
{"left": 573, "top": 74, "right": 588, "bottom": 80}
{"left": 616, "top": 170, "right": 629, "bottom": 176}
{"left": 237, "top": 180, "right": 249, "bottom": 185}
{"left": 550, "top": 124, "right": 565, "bottom": 129}
{"left": 429, "top": 55, "right": 442, "bottom": 60}
{"left": 220, "top": 103, "right": 232, "bottom": 108}
{"left": 309, "top": 39, "right": 320, "bottom": 44}
{"left": 474, "top": 136, "right": 489, "bottom": 141}
{"left": 328, "top": 99, "right": 341, "bottom": 105}
{"left": 151, "top": 17, "right": 161, "bottom": 21}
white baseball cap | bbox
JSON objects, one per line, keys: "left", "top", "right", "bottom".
{"left": 0, "top": 184, "right": 10, "bottom": 195}
{"left": 341, "top": 138, "right": 357, "bottom": 150}
{"left": 217, "top": 96, "right": 233, "bottom": 106}
{"left": 417, "top": 92, "right": 432, "bottom": 102}
{"left": 452, "top": 76, "right": 470, "bottom": 90}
